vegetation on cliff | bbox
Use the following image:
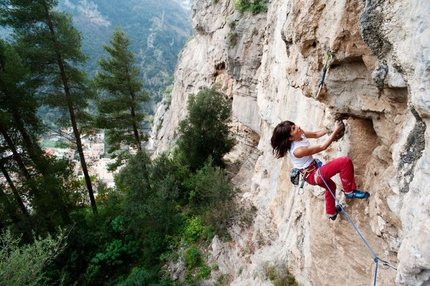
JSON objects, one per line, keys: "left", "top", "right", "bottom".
{"left": 235, "top": 0, "right": 269, "bottom": 14}
{"left": 0, "top": 0, "right": 243, "bottom": 283}
{"left": 0, "top": 44, "right": 248, "bottom": 284}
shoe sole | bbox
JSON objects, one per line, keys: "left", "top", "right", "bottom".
{"left": 345, "top": 192, "right": 370, "bottom": 199}
{"left": 329, "top": 205, "right": 342, "bottom": 221}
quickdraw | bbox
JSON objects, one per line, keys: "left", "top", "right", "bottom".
{"left": 314, "top": 52, "right": 334, "bottom": 99}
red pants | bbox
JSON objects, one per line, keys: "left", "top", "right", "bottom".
{"left": 305, "top": 156, "right": 357, "bottom": 215}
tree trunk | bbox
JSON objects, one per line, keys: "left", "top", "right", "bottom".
{"left": 43, "top": 3, "right": 97, "bottom": 214}
{"left": 0, "top": 125, "right": 31, "bottom": 179}
{"left": 13, "top": 114, "right": 46, "bottom": 171}
{"left": 131, "top": 107, "right": 142, "bottom": 150}
{"left": 0, "top": 159, "right": 30, "bottom": 219}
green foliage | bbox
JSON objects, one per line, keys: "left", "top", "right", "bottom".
{"left": 116, "top": 267, "right": 157, "bottom": 286}
{"left": 189, "top": 160, "right": 256, "bottom": 240}
{"left": 0, "top": 1, "right": 245, "bottom": 286}
{"left": 183, "top": 216, "right": 204, "bottom": 243}
{"left": 197, "top": 265, "right": 211, "bottom": 279}
{"left": 183, "top": 160, "right": 239, "bottom": 239}
{"left": 115, "top": 151, "right": 184, "bottom": 266}
{"left": 184, "top": 160, "right": 233, "bottom": 207}
{"left": 91, "top": 238, "right": 139, "bottom": 266}
{"left": 228, "top": 19, "right": 237, "bottom": 29}
{"left": 43, "top": 182, "right": 126, "bottom": 284}
{"left": 2, "top": 3, "right": 92, "bottom": 116}
{"left": 185, "top": 245, "right": 203, "bottom": 270}
{"left": 234, "top": 0, "right": 269, "bottom": 14}
{"left": 177, "top": 85, "right": 235, "bottom": 171}
{"left": 28, "top": 157, "right": 87, "bottom": 230}
{"left": 0, "top": 39, "right": 87, "bottom": 236}
{"left": 1, "top": 0, "right": 98, "bottom": 213}
{"left": 215, "top": 273, "right": 230, "bottom": 285}
{"left": 184, "top": 244, "right": 212, "bottom": 285}
{"left": 57, "top": 0, "right": 192, "bottom": 104}
{"left": 93, "top": 26, "right": 149, "bottom": 170}
{"left": 227, "top": 31, "right": 239, "bottom": 48}
{"left": 66, "top": 202, "right": 142, "bottom": 285}
{"left": 0, "top": 229, "right": 66, "bottom": 286}
{"left": 115, "top": 150, "right": 152, "bottom": 196}
{"left": 263, "top": 262, "right": 298, "bottom": 286}
{"left": 112, "top": 215, "right": 126, "bottom": 233}
{"left": 43, "top": 146, "right": 246, "bottom": 285}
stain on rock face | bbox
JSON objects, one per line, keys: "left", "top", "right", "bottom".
{"left": 398, "top": 109, "right": 426, "bottom": 193}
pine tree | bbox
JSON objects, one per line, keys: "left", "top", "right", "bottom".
{"left": 0, "top": 0, "right": 98, "bottom": 213}
{"left": 93, "top": 26, "right": 149, "bottom": 171}
{"left": 0, "top": 39, "right": 82, "bottom": 236}
{"left": 0, "top": 40, "right": 37, "bottom": 236}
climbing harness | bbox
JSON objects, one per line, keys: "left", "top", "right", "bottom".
{"left": 294, "top": 159, "right": 321, "bottom": 195}
{"left": 315, "top": 164, "right": 397, "bottom": 286}
{"left": 314, "top": 51, "right": 334, "bottom": 99}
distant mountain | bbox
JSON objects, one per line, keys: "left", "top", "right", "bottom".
{"left": 58, "top": 0, "right": 192, "bottom": 107}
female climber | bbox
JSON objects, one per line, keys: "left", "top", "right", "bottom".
{"left": 270, "top": 120, "right": 370, "bottom": 220}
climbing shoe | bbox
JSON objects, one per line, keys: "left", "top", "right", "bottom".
{"left": 329, "top": 205, "right": 342, "bottom": 221}
{"left": 343, "top": 190, "right": 370, "bottom": 199}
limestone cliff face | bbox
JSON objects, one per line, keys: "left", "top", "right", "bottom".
{"left": 152, "top": 0, "right": 430, "bottom": 285}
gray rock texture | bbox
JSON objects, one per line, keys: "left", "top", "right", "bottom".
{"left": 153, "top": 0, "right": 430, "bottom": 285}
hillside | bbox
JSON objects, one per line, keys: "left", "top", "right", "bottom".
{"left": 58, "top": 0, "right": 192, "bottom": 105}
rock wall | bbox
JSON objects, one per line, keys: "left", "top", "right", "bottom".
{"left": 152, "top": 0, "right": 430, "bottom": 285}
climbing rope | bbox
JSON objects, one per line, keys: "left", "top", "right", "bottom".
{"left": 314, "top": 52, "right": 334, "bottom": 99}
{"left": 315, "top": 166, "right": 397, "bottom": 285}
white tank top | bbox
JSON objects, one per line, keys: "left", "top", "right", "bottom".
{"left": 289, "top": 135, "right": 314, "bottom": 169}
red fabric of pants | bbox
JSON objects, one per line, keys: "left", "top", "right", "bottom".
{"left": 306, "top": 156, "right": 357, "bottom": 215}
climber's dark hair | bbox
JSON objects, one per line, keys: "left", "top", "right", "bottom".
{"left": 271, "top": 120, "right": 295, "bottom": 158}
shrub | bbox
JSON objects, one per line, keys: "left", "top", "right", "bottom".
{"left": 177, "top": 85, "right": 234, "bottom": 171}
{"left": 0, "top": 229, "right": 66, "bottom": 286}
{"left": 185, "top": 245, "right": 203, "bottom": 270}
{"left": 263, "top": 262, "right": 298, "bottom": 286}
{"left": 235, "top": 0, "right": 269, "bottom": 14}
{"left": 184, "top": 160, "right": 234, "bottom": 208}
{"left": 227, "top": 31, "right": 239, "bottom": 48}
{"left": 183, "top": 216, "right": 204, "bottom": 243}
{"left": 90, "top": 239, "right": 139, "bottom": 266}
{"left": 182, "top": 159, "right": 243, "bottom": 239}
{"left": 196, "top": 265, "right": 211, "bottom": 279}
{"left": 116, "top": 267, "right": 156, "bottom": 286}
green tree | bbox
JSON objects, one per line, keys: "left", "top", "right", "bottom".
{"left": 0, "top": 229, "right": 66, "bottom": 286}
{"left": 0, "top": 39, "right": 85, "bottom": 238}
{"left": 0, "top": 0, "right": 97, "bottom": 214}
{"left": 177, "top": 85, "right": 235, "bottom": 171}
{"left": 94, "top": 26, "right": 150, "bottom": 171}
{"left": 115, "top": 151, "right": 183, "bottom": 266}
{"left": 0, "top": 41, "right": 34, "bottom": 238}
